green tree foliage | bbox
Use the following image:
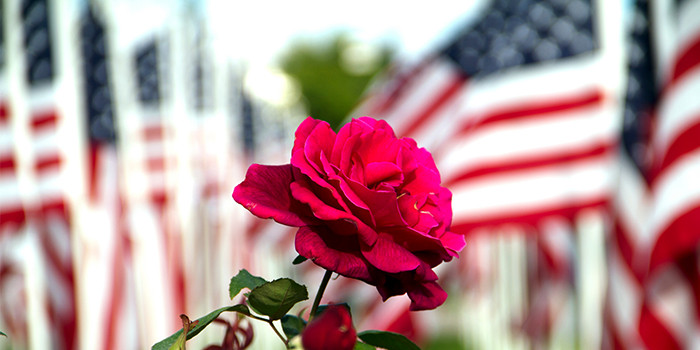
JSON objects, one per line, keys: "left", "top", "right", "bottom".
{"left": 279, "top": 33, "right": 394, "bottom": 130}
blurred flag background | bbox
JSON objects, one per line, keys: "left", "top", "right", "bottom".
{"left": 1, "top": 0, "right": 699, "bottom": 349}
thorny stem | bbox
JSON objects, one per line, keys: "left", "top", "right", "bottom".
{"left": 308, "top": 269, "right": 333, "bottom": 322}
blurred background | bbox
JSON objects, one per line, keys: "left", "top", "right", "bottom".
{"left": 1, "top": 0, "right": 700, "bottom": 349}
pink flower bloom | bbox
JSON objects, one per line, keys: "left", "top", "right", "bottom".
{"left": 302, "top": 305, "right": 356, "bottom": 350}
{"left": 233, "top": 117, "right": 465, "bottom": 310}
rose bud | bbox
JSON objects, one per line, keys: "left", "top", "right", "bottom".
{"left": 301, "top": 305, "right": 356, "bottom": 350}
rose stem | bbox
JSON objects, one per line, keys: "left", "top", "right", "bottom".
{"left": 308, "top": 269, "right": 333, "bottom": 322}
{"left": 247, "top": 313, "right": 289, "bottom": 347}
{"left": 265, "top": 318, "right": 289, "bottom": 348}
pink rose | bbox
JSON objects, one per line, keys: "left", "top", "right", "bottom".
{"left": 301, "top": 305, "right": 356, "bottom": 350}
{"left": 233, "top": 117, "right": 465, "bottom": 310}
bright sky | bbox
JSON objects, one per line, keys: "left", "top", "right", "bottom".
{"left": 113, "top": 0, "right": 479, "bottom": 65}
{"left": 110, "top": 0, "right": 479, "bottom": 105}
{"left": 207, "top": 0, "right": 479, "bottom": 66}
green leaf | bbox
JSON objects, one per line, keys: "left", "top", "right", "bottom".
{"left": 248, "top": 278, "right": 308, "bottom": 320}
{"left": 354, "top": 341, "right": 377, "bottom": 350}
{"left": 151, "top": 304, "right": 250, "bottom": 350}
{"left": 169, "top": 334, "right": 186, "bottom": 350}
{"left": 0, "top": 330, "right": 6, "bottom": 337}
{"left": 358, "top": 330, "right": 421, "bottom": 350}
{"left": 292, "top": 255, "right": 307, "bottom": 265}
{"left": 281, "top": 314, "right": 307, "bottom": 339}
{"left": 229, "top": 269, "right": 268, "bottom": 300}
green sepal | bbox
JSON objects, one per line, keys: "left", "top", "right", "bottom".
{"left": 281, "top": 314, "right": 307, "bottom": 339}
{"left": 229, "top": 269, "right": 267, "bottom": 300}
{"left": 292, "top": 255, "right": 307, "bottom": 265}
{"left": 314, "top": 302, "right": 351, "bottom": 316}
{"left": 151, "top": 304, "right": 251, "bottom": 350}
{"left": 358, "top": 330, "right": 421, "bottom": 350}
{"left": 168, "top": 315, "right": 193, "bottom": 350}
{"left": 248, "top": 278, "right": 308, "bottom": 320}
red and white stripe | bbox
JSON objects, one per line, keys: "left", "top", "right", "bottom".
{"left": 79, "top": 141, "right": 140, "bottom": 350}
{"left": 438, "top": 56, "right": 620, "bottom": 234}
{"left": 351, "top": 1, "right": 625, "bottom": 345}
{"left": 603, "top": 152, "right": 649, "bottom": 349}
{"left": 0, "top": 78, "right": 29, "bottom": 346}
{"left": 27, "top": 87, "right": 78, "bottom": 350}
{"left": 646, "top": 0, "right": 700, "bottom": 272}
{"left": 130, "top": 111, "right": 186, "bottom": 334}
{"left": 0, "top": 93, "right": 26, "bottom": 233}
{"left": 144, "top": 115, "right": 186, "bottom": 317}
{"left": 357, "top": 50, "right": 622, "bottom": 240}
{"left": 640, "top": 0, "right": 700, "bottom": 348}
{"left": 604, "top": 0, "right": 700, "bottom": 348}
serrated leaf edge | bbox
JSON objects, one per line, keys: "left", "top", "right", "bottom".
{"left": 248, "top": 278, "right": 308, "bottom": 320}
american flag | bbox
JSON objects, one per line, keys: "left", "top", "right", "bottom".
{"left": 180, "top": 16, "right": 247, "bottom": 326}
{"left": 0, "top": 2, "right": 25, "bottom": 235}
{"left": 0, "top": 2, "right": 29, "bottom": 345}
{"left": 125, "top": 36, "right": 186, "bottom": 340}
{"left": 354, "top": 0, "right": 624, "bottom": 344}
{"left": 351, "top": 0, "right": 629, "bottom": 346}
{"left": 78, "top": 4, "right": 140, "bottom": 349}
{"left": 604, "top": 0, "right": 700, "bottom": 348}
{"left": 359, "top": 0, "right": 623, "bottom": 233}
{"left": 20, "top": 0, "right": 78, "bottom": 348}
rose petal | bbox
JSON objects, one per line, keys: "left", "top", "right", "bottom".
{"left": 365, "top": 162, "right": 403, "bottom": 188}
{"left": 439, "top": 230, "right": 466, "bottom": 256}
{"left": 327, "top": 175, "right": 374, "bottom": 227}
{"left": 414, "top": 260, "right": 439, "bottom": 281}
{"left": 232, "top": 164, "right": 316, "bottom": 227}
{"left": 397, "top": 194, "right": 420, "bottom": 226}
{"left": 332, "top": 119, "right": 369, "bottom": 166}
{"left": 373, "top": 274, "right": 401, "bottom": 301}
{"left": 406, "top": 280, "right": 448, "bottom": 311}
{"left": 400, "top": 138, "right": 440, "bottom": 177}
{"left": 290, "top": 181, "right": 351, "bottom": 223}
{"left": 402, "top": 164, "right": 441, "bottom": 195}
{"left": 292, "top": 117, "right": 324, "bottom": 156}
{"left": 290, "top": 181, "right": 378, "bottom": 245}
{"left": 331, "top": 122, "right": 350, "bottom": 166}
{"left": 414, "top": 251, "right": 445, "bottom": 268}
{"left": 292, "top": 155, "right": 352, "bottom": 214}
{"left": 415, "top": 211, "right": 440, "bottom": 234}
{"left": 361, "top": 234, "right": 421, "bottom": 273}
{"left": 341, "top": 120, "right": 401, "bottom": 169}
{"left": 384, "top": 226, "right": 450, "bottom": 260}
{"left": 396, "top": 142, "right": 419, "bottom": 174}
{"left": 357, "top": 117, "right": 396, "bottom": 136}
{"left": 338, "top": 132, "right": 364, "bottom": 177}
{"left": 303, "top": 121, "right": 336, "bottom": 175}
{"left": 319, "top": 151, "right": 337, "bottom": 178}
{"left": 346, "top": 179, "right": 406, "bottom": 229}
{"left": 295, "top": 226, "right": 372, "bottom": 281}
{"left": 357, "top": 129, "right": 401, "bottom": 165}
{"left": 436, "top": 187, "right": 454, "bottom": 228}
